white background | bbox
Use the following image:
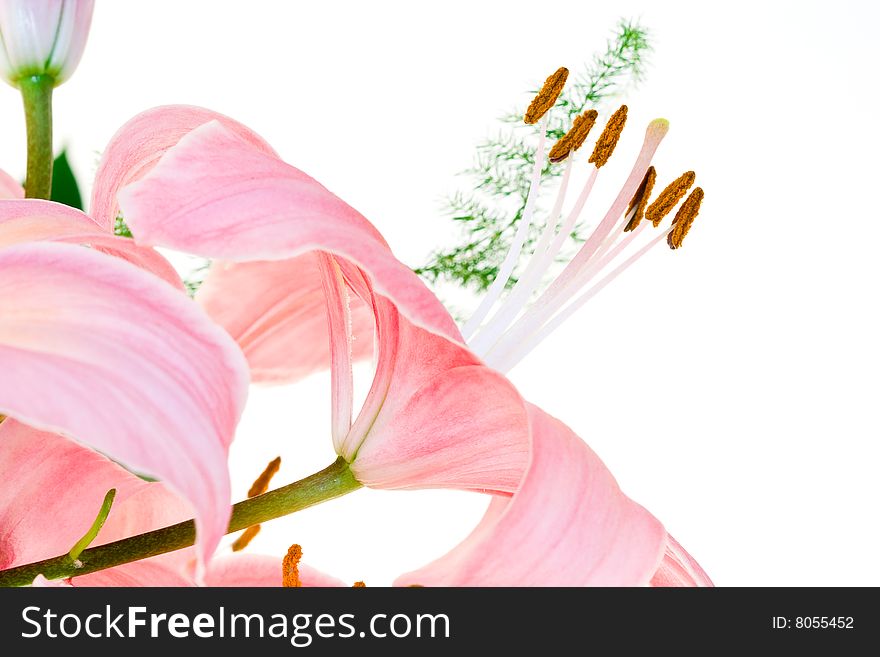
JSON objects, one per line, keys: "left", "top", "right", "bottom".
{"left": 1, "top": 0, "right": 878, "bottom": 586}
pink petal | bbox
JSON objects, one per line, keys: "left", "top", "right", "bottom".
{"left": 0, "top": 420, "right": 195, "bottom": 586}
{"left": 196, "top": 255, "right": 374, "bottom": 384}
{"left": 31, "top": 575, "right": 71, "bottom": 587}
{"left": 91, "top": 105, "right": 278, "bottom": 232}
{"left": 0, "top": 169, "right": 23, "bottom": 198}
{"left": 118, "top": 119, "right": 461, "bottom": 343}
{"left": 394, "top": 405, "right": 667, "bottom": 586}
{"left": 204, "top": 554, "right": 346, "bottom": 587}
{"left": 0, "top": 419, "right": 160, "bottom": 569}
{"left": 73, "top": 561, "right": 196, "bottom": 587}
{"left": 351, "top": 312, "right": 530, "bottom": 494}
{"left": 0, "top": 198, "right": 182, "bottom": 288}
{"left": 318, "top": 253, "right": 355, "bottom": 444}
{"left": 0, "top": 242, "right": 249, "bottom": 566}
{"left": 650, "top": 534, "right": 714, "bottom": 587}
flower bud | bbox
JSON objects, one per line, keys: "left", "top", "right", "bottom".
{"left": 0, "top": 0, "right": 94, "bottom": 87}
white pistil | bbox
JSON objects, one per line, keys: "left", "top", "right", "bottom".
{"left": 461, "top": 116, "right": 549, "bottom": 340}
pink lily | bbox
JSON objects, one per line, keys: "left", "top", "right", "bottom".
{"left": 0, "top": 193, "right": 250, "bottom": 568}
{"left": 0, "top": 418, "right": 343, "bottom": 587}
{"left": 108, "top": 104, "right": 710, "bottom": 585}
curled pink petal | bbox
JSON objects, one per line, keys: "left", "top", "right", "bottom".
{"left": 395, "top": 405, "right": 667, "bottom": 586}
{"left": 118, "top": 119, "right": 460, "bottom": 342}
{"left": 352, "top": 365, "right": 530, "bottom": 493}
{"left": 91, "top": 105, "right": 277, "bottom": 232}
{"left": 0, "top": 198, "right": 182, "bottom": 288}
{"left": 197, "top": 255, "right": 373, "bottom": 384}
{"left": 204, "top": 554, "right": 345, "bottom": 587}
{"left": 0, "top": 242, "right": 249, "bottom": 566}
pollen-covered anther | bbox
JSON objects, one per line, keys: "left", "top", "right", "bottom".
{"left": 668, "top": 187, "right": 704, "bottom": 249}
{"left": 548, "top": 110, "right": 599, "bottom": 163}
{"left": 353, "top": 581, "right": 366, "bottom": 588}
{"left": 524, "top": 67, "right": 569, "bottom": 124}
{"left": 231, "top": 525, "right": 261, "bottom": 552}
{"left": 624, "top": 166, "right": 657, "bottom": 232}
{"left": 282, "top": 544, "right": 303, "bottom": 588}
{"left": 645, "top": 171, "right": 696, "bottom": 227}
{"left": 588, "top": 105, "right": 628, "bottom": 168}
{"left": 231, "top": 456, "right": 282, "bottom": 552}
{"left": 247, "top": 456, "right": 281, "bottom": 498}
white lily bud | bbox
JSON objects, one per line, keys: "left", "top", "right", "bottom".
{"left": 0, "top": 0, "right": 94, "bottom": 87}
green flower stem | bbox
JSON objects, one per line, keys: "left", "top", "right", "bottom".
{"left": 19, "top": 74, "right": 55, "bottom": 200}
{"left": 0, "top": 457, "right": 361, "bottom": 587}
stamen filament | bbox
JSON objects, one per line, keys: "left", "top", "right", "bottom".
{"left": 470, "top": 154, "right": 576, "bottom": 353}
{"left": 486, "top": 215, "right": 642, "bottom": 367}
{"left": 481, "top": 120, "right": 669, "bottom": 367}
{"left": 462, "top": 117, "right": 550, "bottom": 339}
{"left": 471, "top": 162, "right": 597, "bottom": 355}
{"left": 497, "top": 227, "right": 672, "bottom": 369}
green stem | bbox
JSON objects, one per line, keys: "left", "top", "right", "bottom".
{"left": 68, "top": 488, "right": 117, "bottom": 562}
{"left": 19, "top": 74, "right": 55, "bottom": 200}
{"left": 0, "top": 457, "right": 361, "bottom": 587}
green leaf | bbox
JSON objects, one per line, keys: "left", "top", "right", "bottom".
{"left": 417, "top": 18, "right": 652, "bottom": 293}
{"left": 50, "top": 150, "right": 83, "bottom": 210}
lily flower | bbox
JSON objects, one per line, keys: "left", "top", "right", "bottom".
{"left": 0, "top": 202, "right": 250, "bottom": 568}
{"left": 0, "top": 0, "right": 94, "bottom": 87}
{"left": 107, "top": 80, "right": 710, "bottom": 584}
{"left": 0, "top": 418, "right": 342, "bottom": 586}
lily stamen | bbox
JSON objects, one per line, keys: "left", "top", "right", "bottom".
{"left": 282, "top": 544, "right": 303, "bottom": 588}
{"left": 646, "top": 171, "right": 696, "bottom": 227}
{"left": 248, "top": 456, "right": 282, "bottom": 497}
{"left": 668, "top": 187, "right": 704, "bottom": 249}
{"left": 232, "top": 456, "right": 282, "bottom": 552}
{"left": 548, "top": 109, "right": 599, "bottom": 163}
{"left": 588, "top": 104, "right": 628, "bottom": 167}
{"left": 459, "top": 80, "right": 704, "bottom": 372}
{"left": 624, "top": 166, "right": 657, "bottom": 232}
{"left": 461, "top": 79, "right": 557, "bottom": 339}
{"left": 231, "top": 525, "right": 261, "bottom": 552}
{"left": 524, "top": 67, "right": 569, "bottom": 124}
